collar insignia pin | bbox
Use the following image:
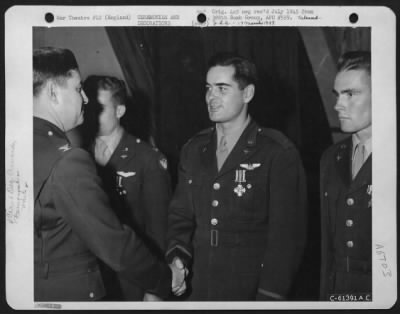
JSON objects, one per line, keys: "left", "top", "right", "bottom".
{"left": 58, "top": 144, "right": 71, "bottom": 152}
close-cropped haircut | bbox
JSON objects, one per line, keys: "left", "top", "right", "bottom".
{"left": 33, "top": 47, "right": 79, "bottom": 96}
{"left": 337, "top": 51, "right": 371, "bottom": 75}
{"left": 207, "top": 52, "right": 257, "bottom": 89}
{"left": 96, "top": 76, "right": 127, "bottom": 106}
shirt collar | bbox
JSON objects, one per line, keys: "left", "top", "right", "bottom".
{"left": 96, "top": 127, "right": 124, "bottom": 155}
{"left": 216, "top": 115, "right": 251, "bottom": 151}
{"left": 352, "top": 133, "right": 372, "bottom": 159}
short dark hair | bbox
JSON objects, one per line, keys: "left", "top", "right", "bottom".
{"left": 33, "top": 47, "right": 79, "bottom": 96}
{"left": 207, "top": 52, "right": 257, "bottom": 89}
{"left": 98, "top": 76, "right": 127, "bottom": 106}
{"left": 84, "top": 75, "right": 127, "bottom": 107}
{"left": 337, "top": 51, "right": 371, "bottom": 75}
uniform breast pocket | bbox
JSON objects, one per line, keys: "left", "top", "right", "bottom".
{"left": 117, "top": 174, "right": 140, "bottom": 197}
{"left": 350, "top": 184, "right": 372, "bottom": 210}
{"left": 233, "top": 171, "right": 269, "bottom": 221}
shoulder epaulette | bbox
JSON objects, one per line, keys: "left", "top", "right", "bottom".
{"left": 184, "top": 127, "right": 214, "bottom": 146}
{"left": 258, "top": 127, "right": 293, "bottom": 149}
{"left": 195, "top": 126, "right": 214, "bottom": 137}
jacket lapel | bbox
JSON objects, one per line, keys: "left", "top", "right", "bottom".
{"left": 334, "top": 137, "right": 353, "bottom": 188}
{"left": 198, "top": 128, "right": 218, "bottom": 178}
{"left": 349, "top": 154, "right": 372, "bottom": 193}
{"left": 329, "top": 137, "right": 352, "bottom": 235}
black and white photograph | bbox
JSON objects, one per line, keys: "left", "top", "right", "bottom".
{"left": 4, "top": 5, "right": 397, "bottom": 310}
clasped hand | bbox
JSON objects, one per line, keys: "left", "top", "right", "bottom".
{"left": 169, "top": 257, "right": 189, "bottom": 296}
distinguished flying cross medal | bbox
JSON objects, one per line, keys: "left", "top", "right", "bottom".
{"left": 234, "top": 169, "right": 247, "bottom": 197}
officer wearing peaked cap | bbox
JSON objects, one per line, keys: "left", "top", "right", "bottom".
{"left": 33, "top": 47, "right": 184, "bottom": 301}
{"left": 83, "top": 75, "right": 172, "bottom": 301}
{"left": 166, "top": 52, "right": 307, "bottom": 300}
{"left": 320, "top": 51, "right": 372, "bottom": 300}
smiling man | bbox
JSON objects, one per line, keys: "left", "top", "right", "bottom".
{"left": 166, "top": 52, "right": 307, "bottom": 301}
{"left": 320, "top": 51, "right": 372, "bottom": 300}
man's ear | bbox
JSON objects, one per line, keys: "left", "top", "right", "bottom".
{"left": 243, "top": 84, "right": 255, "bottom": 104}
{"left": 47, "top": 80, "right": 59, "bottom": 104}
{"left": 116, "top": 104, "right": 126, "bottom": 119}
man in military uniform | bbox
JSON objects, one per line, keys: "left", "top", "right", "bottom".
{"left": 83, "top": 75, "right": 171, "bottom": 301}
{"left": 33, "top": 47, "right": 185, "bottom": 301}
{"left": 320, "top": 51, "right": 372, "bottom": 300}
{"left": 166, "top": 52, "right": 307, "bottom": 300}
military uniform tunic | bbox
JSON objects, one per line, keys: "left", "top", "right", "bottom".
{"left": 320, "top": 137, "right": 372, "bottom": 300}
{"left": 34, "top": 118, "right": 171, "bottom": 301}
{"left": 96, "top": 131, "right": 171, "bottom": 300}
{"left": 166, "top": 119, "right": 307, "bottom": 301}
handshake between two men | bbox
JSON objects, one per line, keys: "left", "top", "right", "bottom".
{"left": 170, "top": 257, "right": 189, "bottom": 297}
{"left": 143, "top": 257, "right": 188, "bottom": 301}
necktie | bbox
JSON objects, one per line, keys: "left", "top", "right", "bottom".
{"left": 352, "top": 143, "right": 365, "bottom": 179}
{"left": 216, "top": 135, "right": 229, "bottom": 170}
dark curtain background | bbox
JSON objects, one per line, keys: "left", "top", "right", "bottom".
{"left": 105, "top": 26, "right": 369, "bottom": 300}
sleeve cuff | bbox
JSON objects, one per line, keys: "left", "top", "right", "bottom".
{"left": 256, "top": 288, "right": 285, "bottom": 301}
{"left": 145, "top": 262, "right": 172, "bottom": 300}
{"left": 165, "top": 245, "right": 192, "bottom": 266}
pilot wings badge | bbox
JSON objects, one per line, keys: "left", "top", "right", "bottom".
{"left": 240, "top": 163, "right": 261, "bottom": 170}
{"left": 116, "top": 171, "right": 136, "bottom": 178}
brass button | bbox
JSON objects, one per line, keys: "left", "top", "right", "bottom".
{"left": 213, "top": 182, "right": 220, "bottom": 190}
{"left": 48, "top": 131, "right": 53, "bottom": 136}
{"left": 188, "top": 179, "right": 192, "bottom": 184}
{"left": 324, "top": 192, "right": 328, "bottom": 197}
{"left": 346, "top": 240, "right": 354, "bottom": 248}
{"left": 247, "top": 184, "right": 252, "bottom": 189}
{"left": 346, "top": 219, "right": 354, "bottom": 227}
{"left": 211, "top": 218, "right": 218, "bottom": 226}
{"left": 212, "top": 200, "right": 219, "bottom": 207}
{"left": 136, "top": 139, "right": 141, "bottom": 143}
{"left": 89, "top": 292, "right": 94, "bottom": 298}
{"left": 347, "top": 198, "right": 354, "bottom": 206}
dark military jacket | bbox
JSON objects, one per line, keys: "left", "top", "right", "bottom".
{"left": 33, "top": 118, "right": 171, "bottom": 301}
{"left": 97, "top": 131, "right": 171, "bottom": 300}
{"left": 320, "top": 137, "right": 372, "bottom": 300}
{"left": 166, "top": 119, "right": 307, "bottom": 301}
